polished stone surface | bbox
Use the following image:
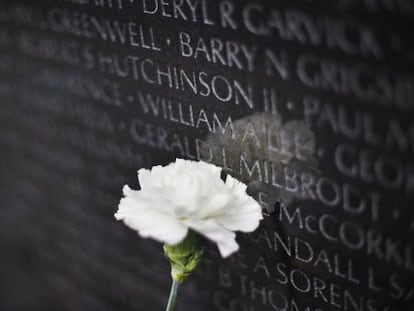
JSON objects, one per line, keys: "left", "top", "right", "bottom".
{"left": 0, "top": 0, "right": 413, "bottom": 310}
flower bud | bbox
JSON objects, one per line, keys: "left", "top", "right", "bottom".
{"left": 163, "top": 231, "right": 204, "bottom": 283}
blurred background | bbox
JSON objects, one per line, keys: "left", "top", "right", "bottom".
{"left": 0, "top": 0, "right": 413, "bottom": 310}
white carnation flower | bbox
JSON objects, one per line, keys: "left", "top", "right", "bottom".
{"left": 114, "top": 159, "right": 263, "bottom": 257}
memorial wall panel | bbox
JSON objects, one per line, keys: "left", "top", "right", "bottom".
{"left": 0, "top": 0, "right": 413, "bottom": 310}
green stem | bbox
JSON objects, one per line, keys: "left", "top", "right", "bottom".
{"left": 165, "top": 279, "right": 180, "bottom": 311}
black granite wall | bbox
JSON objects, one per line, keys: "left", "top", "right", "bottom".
{"left": 0, "top": 0, "right": 413, "bottom": 310}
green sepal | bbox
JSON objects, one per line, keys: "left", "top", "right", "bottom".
{"left": 164, "top": 231, "right": 204, "bottom": 283}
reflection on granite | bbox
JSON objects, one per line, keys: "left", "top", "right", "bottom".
{"left": 202, "top": 112, "right": 319, "bottom": 212}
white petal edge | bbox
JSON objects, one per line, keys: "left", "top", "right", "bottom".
{"left": 115, "top": 187, "right": 189, "bottom": 245}
{"left": 217, "top": 197, "right": 263, "bottom": 232}
{"left": 185, "top": 219, "right": 239, "bottom": 257}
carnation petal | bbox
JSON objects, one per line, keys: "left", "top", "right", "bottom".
{"left": 215, "top": 200, "right": 263, "bottom": 232}
{"left": 115, "top": 189, "right": 188, "bottom": 245}
{"left": 137, "top": 168, "right": 158, "bottom": 189}
{"left": 196, "top": 160, "right": 222, "bottom": 176}
{"left": 121, "top": 185, "right": 165, "bottom": 212}
{"left": 122, "top": 184, "right": 140, "bottom": 199}
{"left": 224, "top": 175, "right": 247, "bottom": 195}
{"left": 126, "top": 213, "right": 188, "bottom": 245}
{"left": 217, "top": 176, "right": 263, "bottom": 231}
{"left": 184, "top": 219, "right": 239, "bottom": 257}
{"left": 201, "top": 192, "right": 233, "bottom": 218}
